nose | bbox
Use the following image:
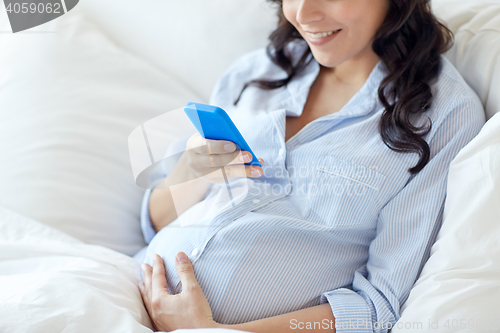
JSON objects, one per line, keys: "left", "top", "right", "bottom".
{"left": 296, "top": 0, "right": 324, "bottom": 26}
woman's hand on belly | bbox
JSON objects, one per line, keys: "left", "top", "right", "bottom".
{"left": 139, "top": 253, "right": 221, "bottom": 331}
{"left": 139, "top": 253, "right": 337, "bottom": 333}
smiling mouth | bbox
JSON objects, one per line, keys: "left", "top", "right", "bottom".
{"left": 305, "top": 29, "right": 341, "bottom": 39}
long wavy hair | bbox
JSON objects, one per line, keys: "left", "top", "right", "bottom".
{"left": 233, "top": 0, "right": 453, "bottom": 174}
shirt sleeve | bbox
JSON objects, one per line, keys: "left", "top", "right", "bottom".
{"left": 138, "top": 55, "right": 249, "bottom": 244}
{"left": 140, "top": 189, "right": 156, "bottom": 244}
{"left": 139, "top": 135, "right": 191, "bottom": 244}
{"left": 320, "top": 99, "right": 485, "bottom": 333}
{"left": 139, "top": 160, "right": 167, "bottom": 244}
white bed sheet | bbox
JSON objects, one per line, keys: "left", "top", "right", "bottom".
{"left": 0, "top": 207, "right": 250, "bottom": 333}
{"left": 0, "top": 206, "right": 154, "bottom": 332}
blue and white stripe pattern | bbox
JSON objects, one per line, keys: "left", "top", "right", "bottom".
{"left": 136, "top": 40, "right": 485, "bottom": 332}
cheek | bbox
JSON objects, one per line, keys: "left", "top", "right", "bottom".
{"left": 341, "top": 4, "right": 385, "bottom": 43}
{"left": 351, "top": 0, "right": 388, "bottom": 33}
{"left": 282, "top": 3, "right": 298, "bottom": 27}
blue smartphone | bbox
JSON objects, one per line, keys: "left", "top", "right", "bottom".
{"left": 184, "top": 102, "right": 262, "bottom": 167}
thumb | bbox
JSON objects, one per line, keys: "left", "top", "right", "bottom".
{"left": 175, "top": 252, "right": 199, "bottom": 291}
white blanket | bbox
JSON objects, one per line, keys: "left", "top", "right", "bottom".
{"left": 0, "top": 206, "right": 154, "bottom": 332}
{"left": 0, "top": 207, "right": 250, "bottom": 333}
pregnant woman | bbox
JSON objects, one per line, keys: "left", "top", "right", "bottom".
{"left": 137, "top": 0, "right": 485, "bottom": 332}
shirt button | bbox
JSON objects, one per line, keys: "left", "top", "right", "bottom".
{"left": 191, "top": 248, "right": 199, "bottom": 256}
{"left": 278, "top": 148, "right": 284, "bottom": 156}
{"left": 252, "top": 199, "right": 261, "bottom": 204}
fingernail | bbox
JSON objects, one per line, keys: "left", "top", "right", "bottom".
{"left": 176, "top": 252, "right": 189, "bottom": 263}
{"left": 240, "top": 154, "right": 250, "bottom": 162}
{"left": 139, "top": 283, "right": 144, "bottom": 290}
{"left": 251, "top": 169, "right": 261, "bottom": 177}
{"left": 224, "top": 143, "right": 235, "bottom": 152}
{"left": 141, "top": 264, "right": 146, "bottom": 271}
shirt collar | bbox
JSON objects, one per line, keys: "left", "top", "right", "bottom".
{"left": 282, "top": 39, "right": 387, "bottom": 120}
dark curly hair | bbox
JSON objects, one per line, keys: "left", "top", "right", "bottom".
{"left": 233, "top": 0, "right": 453, "bottom": 174}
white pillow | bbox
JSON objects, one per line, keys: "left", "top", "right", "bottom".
{"left": 395, "top": 112, "right": 500, "bottom": 332}
{"left": 0, "top": 1, "right": 278, "bottom": 255}
{"left": 433, "top": 0, "right": 500, "bottom": 119}
{"left": 0, "top": 9, "right": 200, "bottom": 255}
{"left": 77, "top": 0, "right": 278, "bottom": 102}
{"left": 395, "top": 1, "right": 500, "bottom": 329}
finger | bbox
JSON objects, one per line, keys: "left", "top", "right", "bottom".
{"left": 174, "top": 252, "right": 199, "bottom": 291}
{"left": 139, "top": 282, "right": 149, "bottom": 305}
{"left": 141, "top": 265, "right": 154, "bottom": 311}
{"left": 143, "top": 263, "right": 153, "bottom": 289}
{"left": 223, "top": 164, "right": 263, "bottom": 179}
{"left": 142, "top": 263, "right": 154, "bottom": 302}
{"left": 227, "top": 151, "right": 255, "bottom": 166}
{"left": 258, "top": 158, "right": 265, "bottom": 166}
{"left": 197, "top": 163, "right": 263, "bottom": 182}
{"left": 152, "top": 254, "right": 171, "bottom": 296}
{"left": 188, "top": 136, "right": 238, "bottom": 155}
{"left": 186, "top": 133, "right": 205, "bottom": 150}
{"left": 139, "top": 282, "right": 145, "bottom": 298}
{"left": 139, "top": 282, "right": 153, "bottom": 318}
{"left": 195, "top": 150, "right": 246, "bottom": 167}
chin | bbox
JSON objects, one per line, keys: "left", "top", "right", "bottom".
{"left": 311, "top": 55, "right": 343, "bottom": 69}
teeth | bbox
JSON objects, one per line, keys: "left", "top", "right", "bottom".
{"left": 306, "top": 30, "right": 338, "bottom": 39}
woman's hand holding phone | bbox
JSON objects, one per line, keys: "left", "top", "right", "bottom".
{"left": 148, "top": 133, "right": 264, "bottom": 233}
{"left": 184, "top": 133, "right": 264, "bottom": 184}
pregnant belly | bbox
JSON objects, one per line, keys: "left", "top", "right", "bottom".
{"left": 177, "top": 214, "right": 365, "bottom": 325}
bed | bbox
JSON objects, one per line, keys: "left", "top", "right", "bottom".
{"left": 0, "top": 0, "right": 499, "bottom": 332}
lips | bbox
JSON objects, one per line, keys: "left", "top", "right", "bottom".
{"left": 305, "top": 29, "right": 341, "bottom": 39}
{"left": 305, "top": 29, "right": 342, "bottom": 46}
